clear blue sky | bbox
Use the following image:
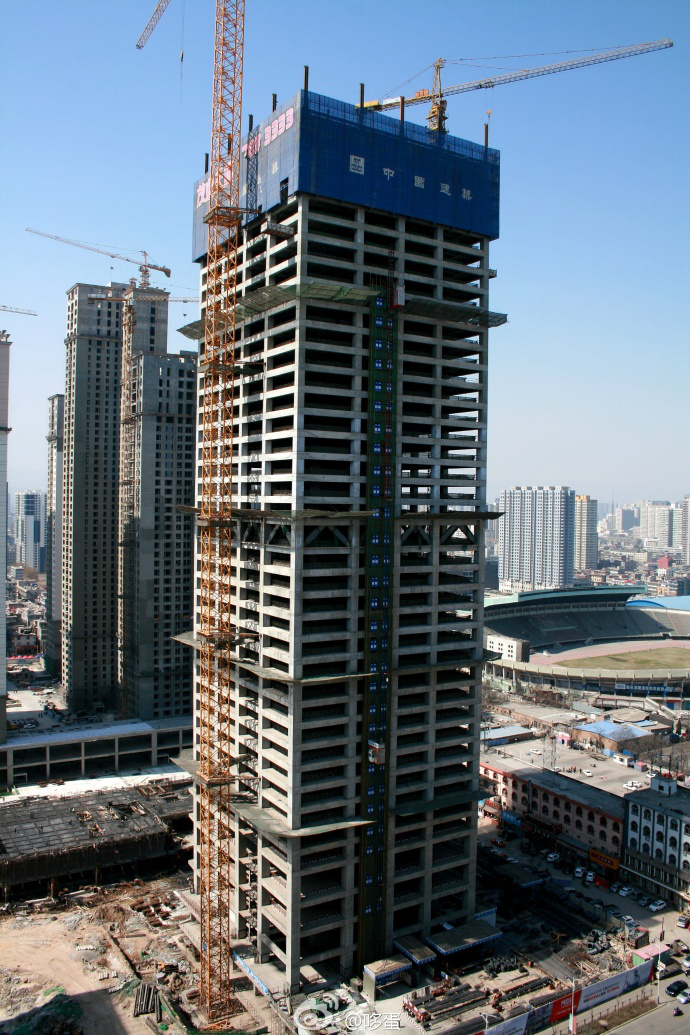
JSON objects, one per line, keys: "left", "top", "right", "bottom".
{"left": 1, "top": 1, "right": 687, "bottom": 505}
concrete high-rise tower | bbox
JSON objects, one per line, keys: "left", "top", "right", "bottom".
{"left": 498, "top": 486, "right": 575, "bottom": 592}
{"left": 185, "top": 90, "right": 503, "bottom": 989}
{"left": 574, "top": 494, "right": 598, "bottom": 571}
{"left": 45, "top": 394, "right": 64, "bottom": 675}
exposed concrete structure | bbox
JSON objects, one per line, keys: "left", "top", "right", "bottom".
{"left": 187, "top": 91, "right": 504, "bottom": 990}
{"left": 44, "top": 393, "right": 64, "bottom": 675}
{"left": 0, "top": 780, "right": 192, "bottom": 891}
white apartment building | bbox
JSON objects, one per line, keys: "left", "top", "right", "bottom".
{"left": 45, "top": 394, "right": 64, "bottom": 674}
{"left": 623, "top": 777, "right": 690, "bottom": 909}
{"left": 62, "top": 283, "right": 168, "bottom": 713}
{"left": 638, "top": 500, "right": 671, "bottom": 549}
{"left": 186, "top": 90, "right": 503, "bottom": 989}
{"left": 574, "top": 494, "right": 598, "bottom": 571}
{"left": 498, "top": 486, "right": 575, "bottom": 592}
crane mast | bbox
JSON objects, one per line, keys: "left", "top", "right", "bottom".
{"left": 198, "top": 0, "right": 246, "bottom": 1021}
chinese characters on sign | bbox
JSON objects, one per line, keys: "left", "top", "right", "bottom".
{"left": 241, "top": 107, "right": 295, "bottom": 161}
{"left": 350, "top": 155, "right": 365, "bottom": 174}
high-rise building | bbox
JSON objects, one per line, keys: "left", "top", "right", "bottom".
{"left": 682, "top": 497, "right": 690, "bottom": 565}
{"left": 185, "top": 90, "right": 503, "bottom": 987}
{"left": 44, "top": 395, "right": 64, "bottom": 675}
{"left": 574, "top": 494, "right": 598, "bottom": 571}
{"left": 639, "top": 500, "right": 671, "bottom": 547}
{"left": 670, "top": 502, "right": 684, "bottom": 550}
{"left": 0, "top": 331, "right": 10, "bottom": 744}
{"left": 118, "top": 345, "right": 197, "bottom": 720}
{"left": 614, "top": 506, "right": 635, "bottom": 533}
{"left": 14, "top": 491, "right": 45, "bottom": 574}
{"left": 61, "top": 282, "right": 168, "bottom": 713}
{"left": 498, "top": 486, "right": 575, "bottom": 592}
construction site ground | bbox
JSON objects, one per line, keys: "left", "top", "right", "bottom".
{"left": 0, "top": 874, "right": 265, "bottom": 1035}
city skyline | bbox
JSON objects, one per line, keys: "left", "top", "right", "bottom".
{"left": 1, "top": 1, "right": 688, "bottom": 501}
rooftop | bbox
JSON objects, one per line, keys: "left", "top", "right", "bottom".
{"left": 573, "top": 720, "right": 650, "bottom": 742}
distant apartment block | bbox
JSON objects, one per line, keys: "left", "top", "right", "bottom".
{"left": 62, "top": 283, "right": 168, "bottom": 713}
{"left": 639, "top": 500, "right": 671, "bottom": 548}
{"left": 498, "top": 486, "right": 574, "bottom": 592}
{"left": 14, "top": 491, "right": 45, "bottom": 574}
{"left": 44, "top": 394, "right": 64, "bottom": 675}
{"left": 574, "top": 494, "right": 598, "bottom": 571}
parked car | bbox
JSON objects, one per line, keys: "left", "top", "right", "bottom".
{"left": 610, "top": 883, "right": 621, "bottom": 894}
{"left": 491, "top": 838, "right": 505, "bottom": 848}
{"left": 680, "top": 955, "right": 690, "bottom": 973}
{"left": 546, "top": 853, "right": 560, "bottom": 863}
{"left": 621, "top": 915, "right": 636, "bottom": 927}
{"left": 649, "top": 899, "right": 667, "bottom": 912}
{"left": 638, "top": 895, "right": 651, "bottom": 908}
{"left": 678, "top": 917, "right": 690, "bottom": 929}
{"left": 585, "top": 871, "right": 595, "bottom": 883}
{"left": 606, "top": 906, "right": 623, "bottom": 918}
{"left": 582, "top": 769, "right": 593, "bottom": 777}
{"left": 665, "top": 980, "right": 689, "bottom": 997}
{"left": 574, "top": 866, "right": 585, "bottom": 878}
{"left": 618, "top": 887, "right": 633, "bottom": 897}
{"left": 677, "top": 990, "right": 690, "bottom": 1005}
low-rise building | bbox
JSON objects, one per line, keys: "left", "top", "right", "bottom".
{"left": 479, "top": 755, "right": 624, "bottom": 878}
{"left": 622, "top": 776, "right": 690, "bottom": 908}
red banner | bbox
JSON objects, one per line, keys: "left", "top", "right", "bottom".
{"left": 550, "top": 990, "right": 581, "bottom": 1024}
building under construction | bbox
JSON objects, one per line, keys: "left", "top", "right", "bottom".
{"left": 186, "top": 88, "right": 504, "bottom": 993}
{"left": 0, "top": 781, "right": 192, "bottom": 895}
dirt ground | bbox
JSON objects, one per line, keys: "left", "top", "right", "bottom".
{"left": 0, "top": 912, "right": 150, "bottom": 1034}
{"left": 0, "top": 881, "right": 265, "bottom": 1035}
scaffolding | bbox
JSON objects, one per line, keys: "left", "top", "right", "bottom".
{"left": 197, "top": 0, "right": 246, "bottom": 1022}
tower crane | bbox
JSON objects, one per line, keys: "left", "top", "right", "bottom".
{"left": 0, "top": 306, "right": 37, "bottom": 316}
{"left": 25, "top": 228, "right": 171, "bottom": 288}
{"left": 136, "top": 0, "right": 173, "bottom": 49}
{"left": 363, "top": 37, "right": 673, "bottom": 132}
{"left": 87, "top": 293, "right": 198, "bottom": 304}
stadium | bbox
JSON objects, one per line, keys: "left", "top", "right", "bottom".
{"left": 483, "top": 587, "right": 690, "bottom": 706}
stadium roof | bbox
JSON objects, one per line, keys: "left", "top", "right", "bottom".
{"left": 485, "top": 585, "right": 645, "bottom": 613}
{"left": 627, "top": 597, "right": 690, "bottom": 612}
{"left": 573, "top": 720, "right": 650, "bottom": 742}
